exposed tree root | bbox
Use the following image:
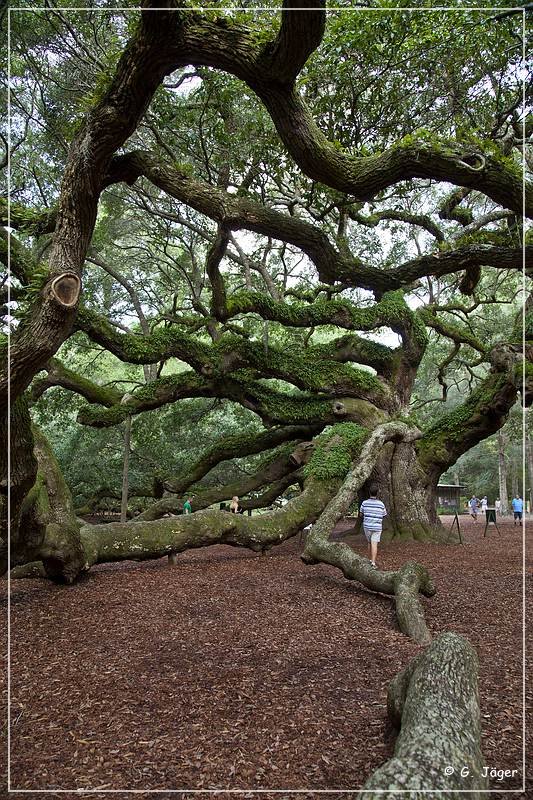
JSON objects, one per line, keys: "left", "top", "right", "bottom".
{"left": 302, "top": 422, "right": 435, "bottom": 644}
{"left": 363, "top": 632, "right": 488, "bottom": 798}
{"left": 9, "top": 561, "right": 47, "bottom": 579}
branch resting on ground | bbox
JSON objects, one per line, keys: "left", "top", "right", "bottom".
{"left": 302, "top": 421, "right": 435, "bottom": 644}
{"left": 363, "top": 632, "right": 487, "bottom": 797}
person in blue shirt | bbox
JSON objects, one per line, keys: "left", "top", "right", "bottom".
{"left": 511, "top": 495, "right": 523, "bottom": 525}
{"left": 468, "top": 495, "right": 479, "bottom": 521}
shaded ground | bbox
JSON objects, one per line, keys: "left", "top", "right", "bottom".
{"left": 1, "top": 515, "right": 531, "bottom": 799}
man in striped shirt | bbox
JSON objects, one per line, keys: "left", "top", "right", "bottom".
{"left": 358, "top": 485, "right": 387, "bottom": 569}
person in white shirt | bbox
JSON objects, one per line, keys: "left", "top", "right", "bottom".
{"left": 481, "top": 496, "right": 488, "bottom": 513}
{"left": 358, "top": 484, "right": 387, "bottom": 569}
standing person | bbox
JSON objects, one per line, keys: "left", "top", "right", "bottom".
{"left": 495, "top": 498, "right": 501, "bottom": 516}
{"left": 229, "top": 496, "right": 241, "bottom": 513}
{"left": 481, "top": 496, "right": 488, "bottom": 513}
{"left": 183, "top": 497, "right": 192, "bottom": 514}
{"left": 468, "top": 495, "right": 479, "bottom": 521}
{"left": 511, "top": 494, "right": 523, "bottom": 526}
{"left": 358, "top": 484, "right": 387, "bottom": 569}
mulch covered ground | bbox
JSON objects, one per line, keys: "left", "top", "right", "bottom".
{"left": 2, "top": 515, "right": 531, "bottom": 799}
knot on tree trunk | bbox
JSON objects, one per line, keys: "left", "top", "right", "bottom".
{"left": 46, "top": 272, "right": 81, "bottom": 308}
{"left": 332, "top": 400, "right": 346, "bottom": 416}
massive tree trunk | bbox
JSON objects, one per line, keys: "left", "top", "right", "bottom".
{"left": 0, "top": 394, "right": 38, "bottom": 574}
{"left": 2, "top": 419, "right": 85, "bottom": 583}
{"left": 364, "top": 441, "right": 441, "bottom": 541}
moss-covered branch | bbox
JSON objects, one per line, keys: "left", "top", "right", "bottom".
{"left": 30, "top": 358, "right": 123, "bottom": 406}
{"left": 77, "top": 307, "right": 394, "bottom": 407}
{"left": 162, "top": 424, "right": 320, "bottom": 495}
{"left": 363, "top": 633, "right": 487, "bottom": 797}
{"left": 77, "top": 371, "right": 213, "bottom": 427}
{"left": 417, "top": 345, "right": 528, "bottom": 475}
{"left": 419, "top": 307, "right": 485, "bottom": 353}
{"left": 79, "top": 472, "right": 340, "bottom": 569}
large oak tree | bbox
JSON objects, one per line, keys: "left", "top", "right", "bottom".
{"left": 2, "top": 1, "right": 532, "bottom": 582}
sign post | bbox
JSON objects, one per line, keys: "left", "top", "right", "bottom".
{"left": 446, "top": 511, "right": 463, "bottom": 544}
{"left": 483, "top": 508, "right": 501, "bottom": 538}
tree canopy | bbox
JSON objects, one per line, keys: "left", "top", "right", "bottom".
{"left": 1, "top": 0, "right": 532, "bottom": 580}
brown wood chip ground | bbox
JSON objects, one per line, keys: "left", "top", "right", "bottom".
{"left": 2, "top": 515, "right": 530, "bottom": 799}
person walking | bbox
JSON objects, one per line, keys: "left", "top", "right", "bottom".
{"left": 481, "top": 496, "right": 488, "bottom": 513}
{"left": 469, "top": 495, "right": 479, "bottom": 521}
{"left": 358, "top": 484, "right": 387, "bottom": 569}
{"left": 183, "top": 497, "right": 192, "bottom": 514}
{"left": 511, "top": 494, "right": 523, "bottom": 526}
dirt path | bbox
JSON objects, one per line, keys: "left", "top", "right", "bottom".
{"left": 2, "top": 515, "right": 531, "bottom": 798}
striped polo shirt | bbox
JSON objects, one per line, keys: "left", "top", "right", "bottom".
{"left": 359, "top": 498, "right": 387, "bottom": 531}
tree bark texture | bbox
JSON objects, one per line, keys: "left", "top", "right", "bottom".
{"left": 363, "top": 632, "right": 488, "bottom": 798}
{"left": 369, "top": 441, "right": 441, "bottom": 541}
{"left": 17, "top": 428, "right": 85, "bottom": 583}
{"left": 0, "top": 394, "right": 37, "bottom": 574}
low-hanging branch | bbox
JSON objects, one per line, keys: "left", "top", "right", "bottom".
{"left": 80, "top": 471, "right": 342, "bottom": 570}
{"left": 161, "top": 424, "right": 321, "bottom": 496}
{"left": 75, "top": 481, "right": 164, "bottom": 516}
{"left": 138, "top": 442, "right": 310, "bottom": 520}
